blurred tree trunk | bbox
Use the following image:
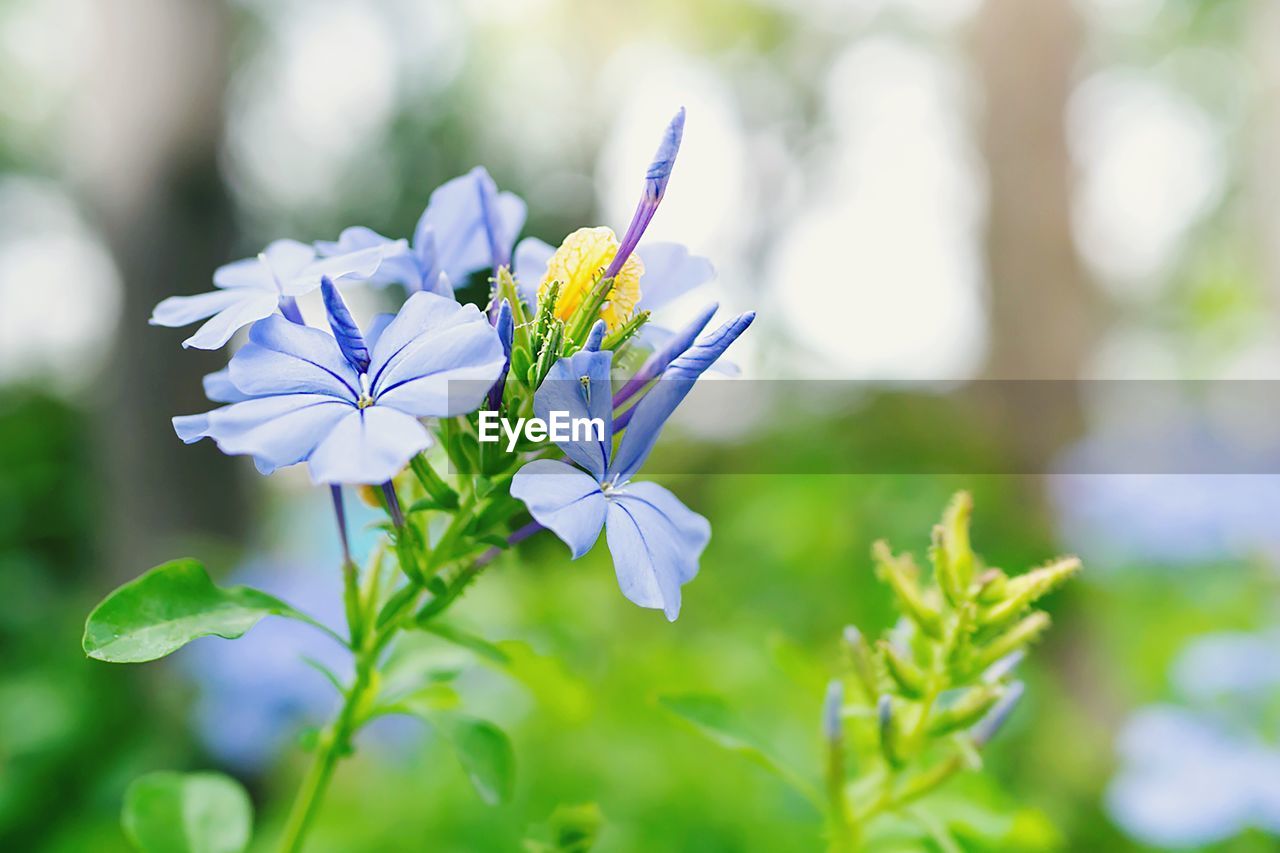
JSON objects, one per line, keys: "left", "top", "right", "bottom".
{"left": 72, "top": 0, "right": 247, "bottom": 578}
{"left": 973, "top": 0, "right": 1095, "bottom": 472}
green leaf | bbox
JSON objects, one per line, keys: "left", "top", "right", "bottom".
{"left": 419, "top": 623, "right": 591, "bottom": 720}
{"left": 656, "top": 693, "right": 818, "bottom": 806}
{"left": 84, "top": 560, "right": 327, "bottom": 663}
{"left": 440, "top": 715, "right": 515, "bottom": 805}
{"left": 121, "top": 771, "right": 252, "bottom": 853}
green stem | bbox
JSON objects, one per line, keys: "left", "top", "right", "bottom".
{"left": 277, "top": 652, "right": 375, "bottom": 852}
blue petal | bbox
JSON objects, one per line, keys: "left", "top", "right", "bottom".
{"left": 229, "top": 315, "right": 360, "bottom": 400}
{"left": 367, "top": 292, "right": 505, "bottom": 418}
{"left": 605, "top": 481, "right": 709, "bottom": 621}
{"left": 414, "top": 168, "right": 527, "bottom": 283}
{"left": 173, "top": 413, "right": 211, "bottom": 444}
{"left": 512, "top": 236, "right": 554, "bottom": 307}
{"left": 281, "top": 243, "right": 391, "bottom": 297}
{"left": 306, "top": 407, "right": 431, "bottom": 485}
{"left": 153, "top": 289, "right": 280, "bottom": 351}
{"left": 533, "top": 350, "right": 614, "bottom": 481}
{"left": 316, "top": 226, "right": 419, "bottom": 289}
{"left": 212, "top": 256, "right": 274, "bottom": 290}
{"left": 151, "top": 288, "right": 248, "bottom": 327}
{"left": 609, "top": 312, "right": 754, "bottom": 481}
{"left": 635, "top": 242, "right": 715, "bottom": 312}
{"left": 203, "top": 368, "right": 253, "bottom": 404}
{"left": 364, "top": 313, "right": 395, "bottom": 352}
{"left": 510, "top": 459, "right": 607, "bottom": 559}
{"left": 259, "top": 239, "right": 317, "bottom": 279}
{"left": 204, "top": 394, "right": 353, "bottom": 470}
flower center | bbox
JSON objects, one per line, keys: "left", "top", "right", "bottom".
{"left": 356, "top": 373, "right": 375, "bottom": 409}
{"left": 537, "top": 226, "right": 643, "bottom": 333}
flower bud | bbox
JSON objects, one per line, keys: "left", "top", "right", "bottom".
{"left": 878, "top": 640, "right": 927, "bottom": 699}
{"left": 972, "top": 681, "right": 1025, "bottom": 746}
{"left": 877, "top": 695, "right": 903, "bottom": 768}
{"left": 822, "top": 679, "right": 844, "bottom": 743}
{"left": 842, "top": 625, "right": 879, "bottom": 699}
{"left": 873, "top": 540, "right": 943, "bottom": 639}
{"left": 926, "top": 685, "right": 1002, "bottom": 736}
{"left": 973, "top": 612, "right": 1051, "bottom": 672}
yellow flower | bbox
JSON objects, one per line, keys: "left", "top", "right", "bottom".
{"left": 537, "top": 226, "right": 643, "bottom": 332}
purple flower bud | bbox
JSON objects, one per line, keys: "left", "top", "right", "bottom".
{"left": 645, "top": 107, "right": 685, "bottom": 204}
{"left": 603, "top": 108, "right": 686, "bottom": 281}
{"left": 972, "top": 681, "right": 1025, "bottom": 746}
{"left": 822, "top": 679, "right": 844, "bottom": 742}
{"left": 320, "top": 277, "right": 370, "bottom": 373}
{"left": 613, "top": 310, "right": 754, "bottom": 432}
{"left": 584, "top": 319, "right": 607, "bottom": 352}
{"left": 330, "top": 485, "right": 352, "bottom": 565}
{"left": 488, "top": 299, "right": 514, "bottom": 410}
{"left": 982, "top": 650, "right": 1026, "bottom": 684}
{"left": 613, "top": 302, "right": 718, "bottom": 408}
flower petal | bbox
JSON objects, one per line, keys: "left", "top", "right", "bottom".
{"left": 260, "top": 239, "right": 317, "bottom": 280}
{"left": 150, "top": 289, "right": 246, "bottom": 328}
{"left": 532, "top": 350, "right": 614, "bottom": 481}
{"left": 510, "top": 459, "right": 607, "bottom": 559}
{"left": 605, "top": 482, "right": 709, "bottom": 621}
{"left": 414, "top": 168, "right": 526, "bottom": 282}
{"left": 635, "top": 242, "right": 715, "bottom": 312}
{"left": 212, "top": 257, "right": 273, "bottom": 290}
{"left": 367, "top": 292, "right": 505, "bottom": 418}
{"left": 204, "top": 395, "right": 353, "bottom": 470}
{"left": 306, "top": 407, "right": 431, "bottom": 485}
{"left": 181, "top": 290, "right": 280, "bottom": 351}
{"left": 513, "top": 237, "right": 554, "bottom": 307}
{"left": 203, "top": 368, "right": 253, "bottom": 404}
{"left": 173, "top": 413, "right": 212, "bottom": 444}
{"left": 316, "top": 226, "right": 418, "bottom": 288}
{"left": 229, "top": 315, "right": 360, "bottom": 400}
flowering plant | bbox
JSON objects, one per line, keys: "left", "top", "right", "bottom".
{"left": 660, "top": 493, "right": 1079, "bottom": 851}
{"left": 83, "top": 111, "right": 753, "bottom": 852}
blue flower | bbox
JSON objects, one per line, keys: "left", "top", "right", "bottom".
{"left": 150, "top": 238, "right": 394, "bottom": 350}
{"left": 174, "top": 285, "right": 505, "bottom": 484}
{"left": 316, "top": 167, "right": 526, "bottom": 298}
{"left": 509, "top": 311, "right": 754, "bottom": 620}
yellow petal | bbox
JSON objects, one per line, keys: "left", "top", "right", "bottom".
{"left": 537, "top": 226, "right": 643, "bottom": 332}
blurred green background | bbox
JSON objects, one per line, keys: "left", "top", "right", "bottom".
{"left": 4, "top": 0, "right": 1280, "bottom": 850}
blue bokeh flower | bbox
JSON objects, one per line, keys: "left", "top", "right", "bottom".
{"left": 1107, "top": 628, "right": 1280, "bottom": 846}
{"left": 316, "top": 167, "right": 526, "bottom": 297}
{"left": 510, "top": 311, "right": 753, "bottom": 620}
{"left": 150, "top": 238, "right": 394, "bottom": 350}
{"left": 174, "top": 285, "right": 505, "bottom": 484}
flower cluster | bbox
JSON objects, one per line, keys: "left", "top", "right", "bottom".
{"left": 658, "top": 493, "right": 1079, "bottom": 850}
{"left": 162, "top": 108, "right": 751, "bottom": 621}
{"left": 87, "top": 109, "right": 753, "bottom": 853}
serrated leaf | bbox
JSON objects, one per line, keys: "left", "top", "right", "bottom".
{"left": 440, "top": 715, "right": 515, "bottom": 805}
{"left": 121, "top": 771, "right": 251, "bottom": 853}
{"left": 656, "top": 693, "right": 818, "bottom": 805}
{"left": 84, "top": 560, "right": 325, "bottom": 663}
